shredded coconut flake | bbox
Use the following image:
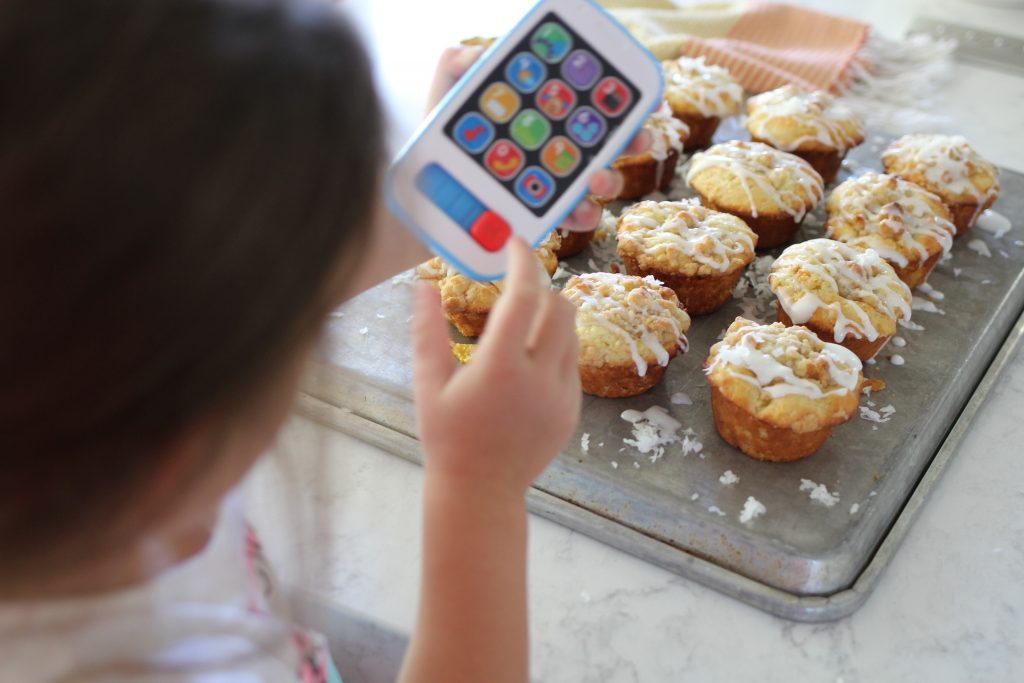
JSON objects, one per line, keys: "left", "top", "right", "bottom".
{"left": 358, "top": 326, "right": 369, "bottom": 335}
{"left": 580, "top": 433, "right": 590, "bottom": 453}
{"left": 719, "top": 470, "right": 739, "bottom": 486}
{"left": 739, "top": 496, "right": 766, "bottom": 523}
{"left": 953, "top": 267, "right": 963, "bottom": 278}
{"left": 860, "top": 406, "right": 890, "bottom": 423}
{"left": 691, "top": 493, "right": 700, "bottom": 501}
{"left": 799, "top": 479, "right": 840, "bottom": 507}
{"left": 621, "top": 406, "right": 682, "bottom": 463}
{"left": 610, "top": 461, "right": 619, "bottom": 469}
{"left": 680, "top": 428, "right": 704, "bottom": 457}
{"left": 708, "top": 505, "right": 726, "bottom": 517}
{"left": 849, "top": 503, "right": 861, "bottom": 515}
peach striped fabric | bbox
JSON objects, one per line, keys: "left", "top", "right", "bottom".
{"left": 677, "top": 3, "right": 868, "bottom": 93}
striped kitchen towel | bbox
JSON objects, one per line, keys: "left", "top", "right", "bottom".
{"left": 602, "top": 1, "right": 957, "bottom": 131}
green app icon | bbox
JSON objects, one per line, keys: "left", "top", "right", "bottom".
{"left": 510, "top": 109, "right": 551, "bottom": 151}
{"left": 531, "top": 22, "right": 572, "bottom": 63}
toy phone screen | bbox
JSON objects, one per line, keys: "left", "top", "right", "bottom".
{"left": 443, "top": 12, "right": 641, "bottom": 217}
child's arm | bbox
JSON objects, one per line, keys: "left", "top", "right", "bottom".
{"left": 401, "top": 238, "right": 581, "bottom": 683}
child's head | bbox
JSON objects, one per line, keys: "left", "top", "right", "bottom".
{"left": 0, "top": 0, "right": 382, "bottom": 586}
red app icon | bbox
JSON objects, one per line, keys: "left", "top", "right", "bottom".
{"left": 592, "top": 77, "right": 631, "bottom": 117}
{"left": 484, "top": 140, "right": 525, "bottom": 180}
{"left": 535, "top": 79, "right": 576, "bottom": 121}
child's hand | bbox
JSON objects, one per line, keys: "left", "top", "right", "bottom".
{"left": 426, "top": 45, "right": 651, "bottom": 234}
{"left": 412, "top": 238, "right": 581, "bottom": 499}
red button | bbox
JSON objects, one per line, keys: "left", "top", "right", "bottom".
{"left": 470, "top": 210, "right": 512, "bottom": 252}
{"left": 592, "top": 76, "right": 631, "bottom": 117}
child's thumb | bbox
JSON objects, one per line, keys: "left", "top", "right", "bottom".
{"left": 412, "top": 281, "right": 456, "bottom": 398}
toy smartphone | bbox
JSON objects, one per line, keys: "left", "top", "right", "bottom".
{"left": 385, "top": 0, "right": 663, "bottom": 281}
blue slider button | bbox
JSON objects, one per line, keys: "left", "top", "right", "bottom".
{"left": 415, "top": 163, "right": 485, "bottom": 230}
{"left": 415, "top": 164, "right": 512, "bottom": 253}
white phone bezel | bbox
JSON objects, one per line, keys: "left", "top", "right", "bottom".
{"left": 385, "top": 0, "right": 664, "bottom": 281}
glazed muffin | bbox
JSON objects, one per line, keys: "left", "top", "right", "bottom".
{"left": 746, "top": 85, "right": 864, "bottom": 184}
{"left": 704, "top": 317, "right": 863, "bottom": 462}
{"left": 769, "top": 239, "right": 912, "bottom": 361}
{"left": 416, "top": 233, "right": 561, "bottom": 337}
{"left": 686, "top": 140, "right": 824, "bottom": 249}
{"left": 825, "top": 172, "right": 955, "bottom": 289}
{"left": 561, "top": 272, "right": 691, "bottom": 398}
{"left": 612, "top": 102, "right": 689, "bottom": 200}
{"left": 616, "top": 199, "right": 757, "bottom": 315}
{"left": 554, "top": 226, "right": 595, "bottom": 259}
{"left": 661, "top": 56, "right": 743, "bottom": 149}
{"left": 881, "top": 134, "right": 1000, "bottom": 235}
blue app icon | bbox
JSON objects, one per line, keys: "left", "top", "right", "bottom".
{"left": 453, "top": 112, "right": 494, "bottom": 154}
{"left": 566, "top": 106, "right": 606, "bottom": 148}
{"left": 514, "top": 166, "right": 555, "bottom": 208}
{"left": 505, "top": 52, "right": 546, "bottom": 94}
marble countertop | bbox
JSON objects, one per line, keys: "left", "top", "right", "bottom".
{"left": 244, "top": 1, "right": 1024, "bottom": 680}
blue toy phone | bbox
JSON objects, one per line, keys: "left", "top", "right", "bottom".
{"left": 385, "top": 0, "right": 663, "bottom": 281}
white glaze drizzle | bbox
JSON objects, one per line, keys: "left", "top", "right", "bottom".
{"left": 661, "top": 56, "right": 743, "bottom": 118}
{"left": 563, "top": 272, "right": 690, "bottom": 377}
{"left": 618, "top": 199, "right": 756, "bottom": 273}
{"left": 644, "top": 101, "right": 688, "bottom": 162}
{"left": 686, "top": 141, "right": 824, "bottom": 220}
{"left": 882, "top": 134, "right": 1000, "bottom": 225}
{"left": 975, "top": 209, "right": 1012, "bottom": 239}
{"left": 826, "top": 172, "right": 955, "bottom": 268}
{"left": 706, "top": 319, "right": 862, "bottom": 399}
{"left": 769, "top": 239, "right": 912, "bottom": 342}
{"left": 746, "top": 85, "right": 864, "bottom": 153}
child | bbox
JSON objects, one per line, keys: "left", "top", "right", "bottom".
{"left": 0, "top": 0, "right": 645, "bottom": 680}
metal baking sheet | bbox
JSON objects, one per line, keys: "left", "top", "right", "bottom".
{"left": 300, "top": 129, "right": 1024, "bottom": 620}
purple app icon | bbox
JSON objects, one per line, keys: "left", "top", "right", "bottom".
{"left": 566, "top": 106, "right": 606, "bottom": 148}
{"left": 561, "top": 50, "right": 602, "bottom": 90}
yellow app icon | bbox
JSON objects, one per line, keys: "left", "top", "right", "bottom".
{"left": 479, "top": 83, "right": 520, "bottom": 124}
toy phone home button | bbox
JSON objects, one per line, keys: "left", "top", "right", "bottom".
{"left": 415, "top": 163, "right": 510, "bottom": 253}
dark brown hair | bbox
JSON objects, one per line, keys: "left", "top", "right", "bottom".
{"left": 0, "top": 0, "right": 382, "bottom": 578}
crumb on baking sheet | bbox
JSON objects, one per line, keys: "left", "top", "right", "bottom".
{"left": 739, "top": 496, "right": 766, "bottom": 523}
{"left": 799, "top": 479, "right": 840, "bottom": 507}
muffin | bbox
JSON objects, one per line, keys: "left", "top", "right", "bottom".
{"left": 416, "top": 233, "right": 561, "bottom": 337}
{"left": 616, "top": 199, "right": 757, "bottom": 315}
{"left": 825, "top": 172, "right": 955, "bottom": 289}
{"left": 746, "top": 85, "right": 864, "bottom": 184}
{"left": 612, "top": 102, "right": 689, "bottom": 200}
{"left": 881, "top": 134, "right": 1000, "bottom": 235}
{"left": 561, "top": 272, "right": 691, "bottom": 397}
{"left": 554, "top": 226, "right": 595, "bottom": 259}
{"left": 704, "top": 318, "right": 863, "bottom": 462}
{"left": 686, "top": 141, "right": 824, "bottom": 249}
{"left": 661, "top": 56, "right": 743, "bottom": 149}
{"left": 769, "top": 239, "right": 912, "bottom": 361}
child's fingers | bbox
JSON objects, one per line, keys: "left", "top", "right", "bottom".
{"left": 425, "top": 45, "right": 484, "bottom": 113}
{"left": 412, "top": 282, "right": 456, "bottom": 398}
{"left": 482, "top": 238, "right": 544, "bottom": 356}
{"left": 561, "top": 196, "right": 604, "bottom": 233}
{"left": 624, "top": 128, "right": 653, "bottom": 157}
{"left": 527, "top": 292, "right": 577, "bottom": 371}
{"left": 586, "top": 169, "right": 624, "bottom": 202}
